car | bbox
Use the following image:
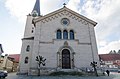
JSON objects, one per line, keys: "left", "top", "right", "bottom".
{"left": 118, "top": 70, "right": 120, "bottom": 73}
{"left": 0, "top": 70, "right": 8, "bottom": 78}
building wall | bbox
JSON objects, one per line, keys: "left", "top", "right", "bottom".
{"left": 19, "top": 8, "right": 99, "bottom": 75}
{"left": 1, "top": 55, "right": 18, "bottom": 72}
{"left": 0, "top": 56, "right": 4, "bottom": 69}
{"left": 19, "top": 39, "right": 34, "bottom": 73}
{"left": 29, "top": 13, "right": 99, "bottom": 74}
{"left": 23, "top": 15, "right": 35, "bottom": 38}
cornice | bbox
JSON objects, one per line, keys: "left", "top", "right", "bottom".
{"left": 22, "top": 37, "right": 34, "bottom": 40}
{"left": 39, "top": 39, "right": 91, "bottom": 45}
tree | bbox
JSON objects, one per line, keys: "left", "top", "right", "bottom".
{"left": 113, "top": 50, "right": 117, "bottom": 54}
{"left": 118, "top": 50, "right": 120, "bottom": 54}
{"left": 109, "top": 50, "right": 113, "bottom": 54}
{"left": 90, "top": 61, "right": 98, "bottom": 76}
{"left": 36, "top": 55, "right": 46, "bottom": 76}
{"left": 109, "top": 50, "right": 117, "bottom": 54}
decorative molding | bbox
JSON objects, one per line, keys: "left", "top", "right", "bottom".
{"left": 39, "top": 41, "right": 53, "bottom": 44}
{"left": 39, "top": 10, "right": 89, "bottom": 26}
{"left": 64, "top": 41, "right": 68, "bottom": 46}
{"left": 34, "top": 7, "right": 97, "bottom": 26}
{"left": 39, "top": 39, "right": 91, "bottom": 45}
{"left": 22, "top": 37, "right": 34, "bottom": 40}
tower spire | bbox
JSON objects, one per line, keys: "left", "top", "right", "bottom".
{"left": 32, "top": 0, "right": 40, "bottom": 16}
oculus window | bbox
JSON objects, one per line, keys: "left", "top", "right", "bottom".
{"left": 61, "top": 18, "right": 70, "bottom": 26}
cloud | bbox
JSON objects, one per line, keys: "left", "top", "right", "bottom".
{"left": 79, "top": 0, "right": 120, "bottom": 54}
{"left": 5, "top": 0, "right": 65, "bottom": 22}
{"left": 5, "top": 0, "right": 120, "bottom": 54}
{"left": 40, "top": 0, "right": 64, "bottom": 15}
{"left": 98, "top": 40, "right": 120, "bottom": 54}
{"left": 5, "top": 0, "right": 35, "bottom": 23}
{"left": 67, "top": 0, "right": 81, "bottom": 12}
{"left": 80, "top": 0, "right": 120, "bottom": 41}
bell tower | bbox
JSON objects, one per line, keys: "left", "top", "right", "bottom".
{"left": 23, "top": 0, "right": 41, "bottom": 38}
{"left": 31, "top": 0, "right": 41, "bottom": 17}
{"left": 19, "top": 0, "right": 41, "bottom": 74}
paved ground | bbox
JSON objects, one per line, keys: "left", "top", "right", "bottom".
{"left": 5, "top": 72, "right": 120, "bottom": 79}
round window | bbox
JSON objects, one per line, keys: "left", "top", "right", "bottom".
{"left": 61, "top": 18, "right": 70, "bottom": 26}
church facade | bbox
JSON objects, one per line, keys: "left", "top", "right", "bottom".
{"left": 19, "top": 0, "right": 100, "bottom": 75}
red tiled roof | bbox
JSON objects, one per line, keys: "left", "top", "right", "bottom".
{"left": 8, "top": 54, "right": 20, "bottom": 63}
{"left": 99, "top": 54, "right": 120, "bottom": 61}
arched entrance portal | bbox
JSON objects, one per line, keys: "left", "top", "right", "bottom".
{"left": 62, "top": 49, "right": 71, "bottom": 69}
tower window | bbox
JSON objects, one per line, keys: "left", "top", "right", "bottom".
{"left": 31, "top": 27, "right": 34, "bottom": 33}
{"left": 25, "top": 57, "right": 28, "bottom": 64}
{"left": 26, "top": 45, "right": 30, "bottom": 52}
{"left": 57, "top": 30, "right": 62, "bottom": 39}
{"left": 31, "top": 30, "right": 34, "bottom": 33}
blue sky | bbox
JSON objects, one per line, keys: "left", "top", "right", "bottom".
{"left": 0, "top": 0, "right": 120, "bottom": 55}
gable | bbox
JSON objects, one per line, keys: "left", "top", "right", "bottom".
{"left": 34, "top": 7, "right": 97, "bottom": 26}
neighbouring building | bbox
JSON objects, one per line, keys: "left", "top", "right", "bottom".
{"left": 19, "top": 0, "right": 100, "bottom": 75}
{"left": 0, "top": 44, "right": 4, "bottom": 55}
{"left": 0, "top": 55, "right": 4, "bottom": 70}
{"left": 0, "top": 44, "right": 4, "bottom": 69}
{"left": 99, "top": 54, "right": 120, "bottom": 71}
{"left": 1, "top": 54, "right": 20, "bottom": 72}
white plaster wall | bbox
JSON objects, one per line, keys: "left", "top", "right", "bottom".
{"left": 19, "top": 40, "right": 33, "bottom": 73}
{"left": 19, "top": 10, "right": 100, "bottom": 75}
{"left": 89, "top": 24, "right": 100, "bottom": 66}
{"left": 38, "top": 16, "right": 90, "bottom": 43}
{"left": 24, "top": 15, "right": 35, "bottom": 38}
{"left": 29, "top": 14, "right": 99, "bottom": 70}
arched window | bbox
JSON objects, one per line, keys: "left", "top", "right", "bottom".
{"left": 24, "top": 57, "right": 28, "bottom": 64}
{"left": 56, "top": 30, "right": 62, "bottom": 39}
{"left": 70, "top": 30, "right": 74, "bottom": 40}
{"left": 26, "top": 45, "right": 30, "bottom": 52}
{"left": 63, "top": 30, "right": 68, "bottom": 39}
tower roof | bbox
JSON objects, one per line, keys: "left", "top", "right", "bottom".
{"left": 32, "top": 0, "right": 40, "bottom": 16}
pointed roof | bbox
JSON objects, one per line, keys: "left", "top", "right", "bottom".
{"left": 8, "top": 54, "right": 20, "bottom": 62}
{"left": 99, "top": 54, "right": 120, "bottom": 61}
{"left": 34, "top": 7, "right": 97, "bottom": 26}
{"left": 32, "top": 0, "right": 40, "bottom": 16}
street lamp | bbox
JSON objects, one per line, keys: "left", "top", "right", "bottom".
{"left": 90, "top": 61, "right": 98, "bottom": 76}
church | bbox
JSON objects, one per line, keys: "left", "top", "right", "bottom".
{"left": 19, "top": 0, "right": 100, "bottom": 75}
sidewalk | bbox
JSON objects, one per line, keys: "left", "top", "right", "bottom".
{"left": 7, "top": 72, "right": 120, "bottom": 79}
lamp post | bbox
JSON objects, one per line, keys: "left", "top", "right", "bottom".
{"left": 36, "top": 55, "right": 46, "bottom": 76}
{"left": 90, "top": 61, "right": 98, "bottom": 76}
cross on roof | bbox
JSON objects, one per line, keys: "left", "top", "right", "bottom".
{"left": 63, "top": 3, "right": 66, "bottom": 7}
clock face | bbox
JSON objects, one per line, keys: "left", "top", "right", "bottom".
{"left": 61, "top": 18, "right": 70, "bottom": 26}
{"left": 32, "top": 10, "right": 38, "bottom": 17}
